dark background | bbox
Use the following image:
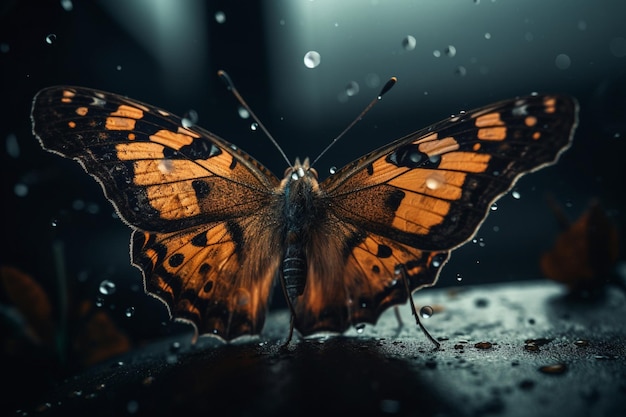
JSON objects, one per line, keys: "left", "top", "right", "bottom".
{"left": 1, "top": 0, "right": 625, "bottom": 341}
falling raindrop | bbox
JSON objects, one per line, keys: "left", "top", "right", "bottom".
{"left": 484, "top": 32, "right": 491, "bottom": 39}
{"left": 99, "top": 279, "right": 116, "bottom": 295}
{"left": 303, "top": 51, "right": 321, "bottom": 68}
{"left": 125, "top": 307, "right": 135, "bottom": 318}
{"left": 490, "top": 202, "right": 498, "bottom": 211}
{"left": 250, "top": 122, "right": 258, "bottom": 131}
{"left": 356, "top": 323, "right": 366, "bottom": 334}
{"left": 127, "top": 400, "right": 139, "bottom": 414}
{"left": 237, "top": 106, "right": 250, "bottom": 119}
{"left": 433, "top": 50, "right": 441, "bottom": 58}
{"left": 512, "top": 190, "right": 521, "bottom": 199}
{"left": 445, "top": 45, "right": 457, "bottom": 57}
{"left": 0, "top": 43, "right": 8, "bottom": 53}
{"left": 60, "top": 0, "right": 73, "bottom": 11}
{"left": 45, "top": 34, "right": 57, "bottom": 44}
{"left": 455, "top": 66, "right": 467, "bottom": 77}
{"left": 402, "top": 35, "right": 416, "bottom": 51}
{"left": 345, "top": 81, "right": 360, "bottom": 97}
{"left": 329, "top": 166, "right": 337, "bottom": 174}
{"left": 14, "top": 183, "right": 28, "bottom": 197}
{"left": 419, "top": 305, "right": 433, "bottom": 319}
{"left": 555, "top": 54, "right": 571, "bottom": 70}
{"left": 456, "top": 273, "right": 463, "bottom": 282}
{"left": 116, "top": 65, "right": 122, "bottom": 71}
{"left": 214, "top": 11, "right": 226, "bottom": 24}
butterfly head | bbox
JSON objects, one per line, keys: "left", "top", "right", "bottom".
{"left": 281, "top": 157, "right": 320, "bottom": 192}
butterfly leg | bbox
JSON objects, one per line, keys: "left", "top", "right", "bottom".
{"left": 398, "top": 265, "right": 441, "bottom": 349}
{"left": 392, "top": 306, "right": 405, "bottom": 337}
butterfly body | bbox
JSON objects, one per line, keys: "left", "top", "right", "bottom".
{"left": 31, "top": 86, "right": 578, "bottom": 342}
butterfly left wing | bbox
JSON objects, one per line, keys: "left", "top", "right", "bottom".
{"left": 294, "top": 94, "right": 578, "bottom": 335}
{"left": 31, "top": 86, "right": 283, "bottom": 340}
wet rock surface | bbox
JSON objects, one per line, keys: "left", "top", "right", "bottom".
{"left": 15, "top": 281, "right": 626, "bottom": 417}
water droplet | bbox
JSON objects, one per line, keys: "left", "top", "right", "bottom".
{"left": 99, "top": 279, "right": 116, "bottom": 295}
{"left": 425, "top": 173, "right": 445, "bottom": 190}
{"left": 345, "top": 81, "right": 360, "bottom": 97}
{"left": 511, "top": 190, "right": 521, "bottom": 199}
{"left": 445, "top": 45, "right": 457, "bottom": 57}
{"left": 577, "top": 20, "right": 587, "bottom": 31}
{"left": 0, "top": 42, "right": 9, "bottom": 53}
{"left": 182, "top": 110, "right": 198, "bottom": 128}
{"left": 127, "top": 400, "right": 139, "bottom": 414}
{"left": 379, "top": 399, "right": 401, "bottom": 414}
{"left": 45, "top": 34, "right": 57, "bottom": 44}
{"left": 419, "top": 305, "right": 433, "bottom": 319}
{"left": 237, "top": 106, "right": 249, "bottom": 119}
{"left": 455, "top": 66, "right": 467, "bottom": 77}
{"left": 538, "top": 363, "right": 567, "bottom": 375}
{"left": 303, "top": 51, "right": 321, "bottom": 68}
{"left": 456, "top": 273, "right": 463, "bottom": 282}
{"left": 60, "top": 0, "right": 73, "bottom": 11}
{"left": 6, "top": 133, "right": 19, "bottom": 158}
{"left": 402, "top": 35, "right": 416, "bottom": 51}
{"left": 14, "top": 183, "right": 28, "bottom": 197}
{"left": 50, "top": 218, "right": 59, "bottom": 227}
{"left": 484, "top": 32, "right": 491, "bottom": 39}
{"left": 555, "top": 53, "right": 571, "bottom": 70}
{"left": 157, "top": 159, "right": 174, "bottom": 174}
{"left": 356, "top": 323, "right": 365, "bottom": 334}
{"left": 329, "top": 166, "right": 337, "bottom": 174}
{"left": 125, "top": 307, "right": 135, "bottom": 318}
{"left": 170, "top": 341, "right": 181, "bottom": 351}
{"left": 433, "top": 49, "right": 441, "bottom": 58}
{"left": 474, "top": 341, "right": 493, "bottom": 349}
{"left": 116, "top": 64, "right": 122, "bottom": 71}
{"left": 490, "top": 202, "right": 498, "bottom": 211}
{"left": 214, "top": 11, "right": 226, "bottom": 24}
{"left": 250, "top": 122, "right": 258, "bottom": 131}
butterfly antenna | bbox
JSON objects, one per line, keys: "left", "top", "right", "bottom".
{"left": 310, "top": 76, "right": 397, "bottom": 169}
{"left": 218, "top": 70, "right": 293, "bottom": 168}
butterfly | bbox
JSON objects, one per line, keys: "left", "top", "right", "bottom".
{"left": 31, "top": 77, "right": 578, "bottom": 343}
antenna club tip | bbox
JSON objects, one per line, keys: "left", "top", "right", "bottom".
{"left": 217, "top": 70, "right": 234, "bottom": 90}
{"left": 379, "top": 77, "right": 397, "bottom": 98}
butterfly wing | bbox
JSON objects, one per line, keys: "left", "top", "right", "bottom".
{"left": 31, "top": 86, "right": 283, "bottom": 340}
{"left": 295, "top": 94, "right": 578, "bottom": 335}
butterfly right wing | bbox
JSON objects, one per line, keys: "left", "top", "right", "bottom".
{"left": 31, "top": 86, "right": 283, "bottom": 340}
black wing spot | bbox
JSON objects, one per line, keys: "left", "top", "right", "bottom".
{"left": 376, "top": 244, "right": 393, "bottom": 258}
{"left": 191, "top": 231, "right": 208, "bottom": 247}
{"left": 384, "top": 189, "right": 405, "bottom": 212}
{"left": 203, "top": 279, "right": 214, "bottom": 292}
{"left": 168, "top": 253, "right": 185, "bottom": 267}
{"left": 192, "top": 180, "right": 211, "bottom": 199}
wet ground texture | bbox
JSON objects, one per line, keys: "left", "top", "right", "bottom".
{"left": 14, "top": 281, "right": 626, "bottom": 417}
